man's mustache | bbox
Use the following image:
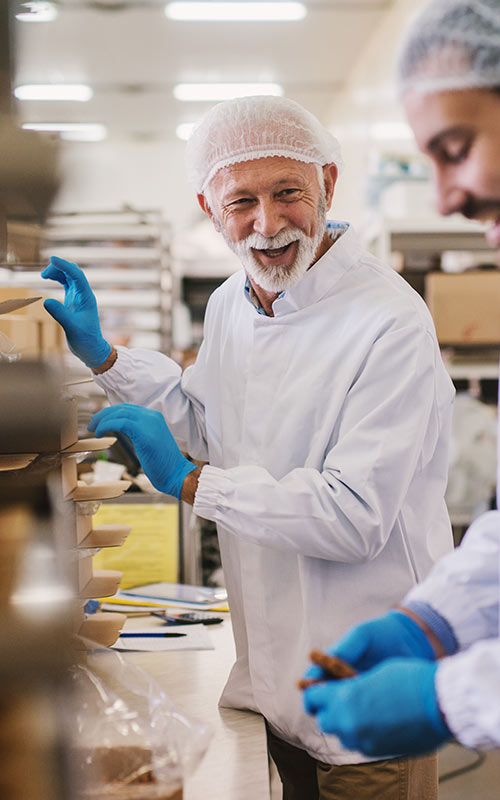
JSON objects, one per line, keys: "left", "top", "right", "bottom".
{"left": 461, "top": 196, "right": 500, "bottom": 220}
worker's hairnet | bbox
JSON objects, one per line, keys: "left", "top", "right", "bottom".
{"left": 397, "top": 0, "right": 500, "bottom": 96}
{"left": 185, "top": 95, "right": 343, "bottom": 194}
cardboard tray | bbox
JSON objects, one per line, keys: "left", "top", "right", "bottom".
{"left": 78, "top": 524, "right": 132, "bottom": 549}
{"left": 69, "top": 480, "right": 131, "bottom": 502}
{"left": 78, "top": 569, "right": 122, "bottom": 600}
{"left": 62, "top": 436, "right": 117, "bottom": 454}
{"left": 77, "top": 612, "right": 125, "bottom": 647}
{"left": 0, "top": 453, "right": 37, "bottom": 471}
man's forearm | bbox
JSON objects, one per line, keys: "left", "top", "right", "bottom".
{"left": 91, "top": 344, "right": 117, "bottom": 374}
{"left": 396, "top": 605, "right": 448, "bottom": 659}
{"left": 181, "top": 466, "right": 202, "bottom": 505}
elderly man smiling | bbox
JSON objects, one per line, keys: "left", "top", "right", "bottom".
{"left": 42, "top": 96, "right": 454, "bottom": 799}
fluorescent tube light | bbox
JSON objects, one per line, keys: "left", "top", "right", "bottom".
{"left": 22, "top": 123, "right": 107, "bottom": 142}
{"left": 14, "top": 84, "right": 93, "bottom": 102}
{"left": 15, "top": 1, "right": 58, "bottom": 22}
{"left": 176, "top": 122, "right": 197, "bottom": 140}
{"left": 174, "top": 82, "right": 283, "bottom": 101}
{"left": 369, "top": 122, "right": 414, "bottom": 141}
{"left": 166, "top": 2, "right": 306, "bottom": 21}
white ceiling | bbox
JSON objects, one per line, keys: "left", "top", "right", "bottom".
{"left": 12, "top": 0, "right": 397, "bottom": 143}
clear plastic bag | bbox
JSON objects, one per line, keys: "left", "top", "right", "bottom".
{"left": 69, "top": 643, "right": 212, "bottom": 799}
{"left": 0, "top": 330, "right": 20, "bottom": 362}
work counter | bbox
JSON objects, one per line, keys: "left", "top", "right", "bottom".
{"left": 122, "top": 616, "right": 271, "bottom": 800}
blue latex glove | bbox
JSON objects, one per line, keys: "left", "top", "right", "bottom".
{"left": 88, "top": 404, "right": 197, "bottom": 499}
{"left": 41, "top": 256, "right": 111, "bottom": 368}
{"left": 303, "top": 657, "right": 451, "bottom": 757}
{"left": 303, "top": 611, "right": 435, "bottom": 685}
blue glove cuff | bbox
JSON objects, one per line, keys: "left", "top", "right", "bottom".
{"left": 385, "top": 610, "right": 436, "bottom": 660}
{"left": 404, "top": 601, "right": 458, "bottom": 656}
{"left": 422, "top": 662, "right": 451, "bottom": 740}
{"left": 171, "top": 458, "right": 198, "bottom": 500}
{"left": 82, "top": 338, "right": 112, "bottom": 369}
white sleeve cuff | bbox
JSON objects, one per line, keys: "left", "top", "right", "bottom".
{"left": 193, "top": 464, "right": 231, "bottom": 521}
{"left": 92, "top": 345, "right": 137, "bottom": 391}
{"left": 436, "top": 640, "right": 500, "bottom": 749}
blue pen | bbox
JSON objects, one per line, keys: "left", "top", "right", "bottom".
{"left": 120, "top": 632, "right": 186, "bottom": 638}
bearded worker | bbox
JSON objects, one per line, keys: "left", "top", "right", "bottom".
{"left": 42, "top": 96, "right": 454, "bottom": 800}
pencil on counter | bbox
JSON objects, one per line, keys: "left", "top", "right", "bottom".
{"left": 297, "top": 651, "right": 357, "bottom": 689}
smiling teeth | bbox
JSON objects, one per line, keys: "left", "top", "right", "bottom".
{"left": 262, "top": 245, "right": 289, "bottom": 257}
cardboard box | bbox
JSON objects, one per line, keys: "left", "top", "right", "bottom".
{"left": 0, "top": 362, "right": 78, "bottom": 453}
{"left": 60, "top": 396, "right": 79, "bottom": 451}
{"left": 78, "top": 553, "right": 94, "bottom": 591}
{"left": 425, "top": 271, "right": 500, "bottom": 345}
{"left": 60, "top": 457, "right": 78, "bottom": 497}
{"left": 0, "top": 289, "right": 65, "bottom": 358}
{"left": 6, "top": 220, "right": 42, "bottom": 265}
{"left": 0, "top": 315, "right": 41, "bottom": 358}
{"left": 76, "top": 512, "right": 94, "bottom": 545}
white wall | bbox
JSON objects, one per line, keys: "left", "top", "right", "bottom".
{"left": 324, "top": 0, "right": 429, "bottom": 229}
{"left": 51, "top": 137, "right": 203, "bottom": 233}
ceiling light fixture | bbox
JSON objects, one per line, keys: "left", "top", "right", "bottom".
{"left": 14, "top": 84, "right": 93, "bottom": 102}
{"left": 176, "top": 122, "right": 197, "bottom": 141}
{"left": 174, "top": 82, "right": 283, "bottom": 101}
{"left": 166, "top": 2, "right": 306, "bottom": 21}
{"left": 369, "top": 121, "right": 414, "bottom": 141}
{"left": 15, "top": 1, "right": 58, "bottom": 22}
{"left": 21, "top": 122, "right": 107, "bottom": 142}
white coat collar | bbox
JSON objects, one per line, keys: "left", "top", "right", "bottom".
{"left": 260, "top": 221, "right": 364, "bottom": 318}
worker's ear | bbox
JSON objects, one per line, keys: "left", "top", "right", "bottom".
{"left": 322, "top": 164, "right": 338, "bottom": 211}
{"left": 197, "top": 192, "right": 211, "bottom": 217}
{"left": 197, "top": 192, "right": 223, "bottom": 233}
{"left": 197, "top": 193, "right": 220, "bottom": 230}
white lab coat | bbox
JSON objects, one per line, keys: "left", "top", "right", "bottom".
{"left": 406, "top": 507, "right": 500, "bottom": 749}
{"left": 95, "top": 223, "right": 455, "bottom": 763}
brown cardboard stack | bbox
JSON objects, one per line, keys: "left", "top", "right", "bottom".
{"left": 5, "top": 221, "right": 42, "bottom": 266}
{"left": 425, "top": 270, "right": 500, "bottom": 345}
{"left": 0, "top": 394, "right": 132, "bottom": 648}
{"left": 0, "top": 359, "right": 183, "bottom": 800}
{"left": 0, "top": 289, "right": 65, "bottom": 359}
{"left": 57, "top": 436, "right": 133, "bottom": 648}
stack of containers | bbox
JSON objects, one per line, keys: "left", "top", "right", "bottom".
{"left": 0, "top": 372, "right": 133, "bottom": 649}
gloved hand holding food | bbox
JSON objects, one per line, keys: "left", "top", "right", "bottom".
{"left": 303, "top": 657, "right": 451, "bottom": 757}
{"left": 302, "top": 610, "right": 436, "bottom": 686}
{"left": 41, "top": 256, "right": 111, "bottom": 368}
{"left": 88, "top": 403, "right": 198, "bottom": 499}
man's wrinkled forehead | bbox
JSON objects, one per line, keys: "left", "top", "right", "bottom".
{"left": 209, "top": 156, "right": 319, "bottom": 196}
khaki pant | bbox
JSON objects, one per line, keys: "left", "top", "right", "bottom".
{"left": 267, "top": 727, "right": 438, "bottom": 800}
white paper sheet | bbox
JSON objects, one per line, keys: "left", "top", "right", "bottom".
{"left": 111, "top": 625, "right": 214, "bottom": 652}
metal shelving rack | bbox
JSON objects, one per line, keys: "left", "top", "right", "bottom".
{"left": 46, "top": 209, "right": 173, "bottom": 355}
{"left": 365, "top": 215, "right": 500, "bottom": 382}
{"left": 0, "top": 208, "right": 173, "bottom": 356}
{"left": 365, "top": 215, "right": 494, "bottom": 266}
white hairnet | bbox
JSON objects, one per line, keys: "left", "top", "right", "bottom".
{"left": 397, "top": 0, "right": 500, "bottom": 97}
{"left": 185, "top": 95, "right": 343, "bottom": 193}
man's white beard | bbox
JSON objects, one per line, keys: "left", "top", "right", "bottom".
{"left": 219, "top": 195, "right": 327, "bottom": 293}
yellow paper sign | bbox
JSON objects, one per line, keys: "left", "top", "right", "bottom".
{"left": 92, "top": 503, "right": 178, "bottom": 589}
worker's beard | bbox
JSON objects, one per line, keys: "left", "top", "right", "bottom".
{"left": 219, "top": 193, "right": 328, "bottom": 293}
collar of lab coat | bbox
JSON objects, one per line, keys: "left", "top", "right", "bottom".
{"left": 250, "top": 221, "right": 363, "bottom": 318}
